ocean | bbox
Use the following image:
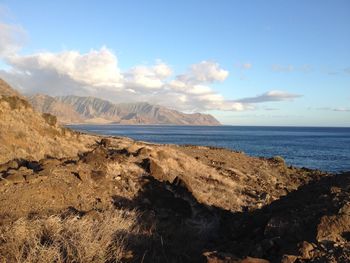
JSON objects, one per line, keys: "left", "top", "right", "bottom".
{"left": 68, "top": 125, "right": 350, "bottom": 173}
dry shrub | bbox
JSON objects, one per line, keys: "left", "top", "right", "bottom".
{"left": 1, "top": 96, "right": 31, "bottom": 110}
{"left": 270, "top": 155, "right": 285, "bottom": 165}
{"left": 0, "top": 209, "right": 139, "bottom": 263}
{"left": 42, "top": 113, "right": 57, "bottom": 127}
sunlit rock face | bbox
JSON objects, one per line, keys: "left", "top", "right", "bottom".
{"left": 28, "top": 94, "right": 221, "bottom": 125}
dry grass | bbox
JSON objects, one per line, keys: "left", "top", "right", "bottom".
{"left": 0, "top": 209, "right": 139, "bottom": 263}
{"left": 0, "top": 96, "right": 31, "bottom": 110}
{"left": 42, "top": 113, "right": 58, "bottom": 126}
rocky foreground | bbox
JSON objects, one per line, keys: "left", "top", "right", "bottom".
{"left": 0, "top": 78, "right": 350, "bottom": 263}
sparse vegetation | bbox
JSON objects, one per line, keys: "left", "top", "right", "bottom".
{"left": 1, "top": 96, "right": 31, "bottom": 110}
{"left": 0, "top": 90, "right": 95, "bottom": 164}
{"left": 1, "top": 79, "right": 350, "bottom": 262}
{"left": 42, "top": 113, "right": 57, "bottom": 126}
{"left": 270, "top": 155, "right": 285, "bottom": 164}
{"left": 0, "top": 210, "right": 139, "bottom": 263}
{"left": 15, "top": 131, "right": 27, "bottom": 140}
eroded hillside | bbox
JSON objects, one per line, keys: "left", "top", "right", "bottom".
{"left": 0, "top": 79, "right": 95, "bottom": 164}
{"left": 28, "top": 94, "right": 221, "bottom": 125}
{"left": 0, "top": 78, "right": 349, "bottom": 263}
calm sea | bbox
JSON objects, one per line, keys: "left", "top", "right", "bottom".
{"left": 68, "top": 125, "right": 350, "bottom": 173}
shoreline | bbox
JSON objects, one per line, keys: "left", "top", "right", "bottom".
{"left": 65, "top": 125, "right": 350, "bottom": 173}
{"left": 1, "top": 133, "right": 349, "bottom": 262}
{"left": 1, "top": 79, "right": 350, "bottom": 262}
{"left": 67, "top": 123, "right": 350, "bottom": 128}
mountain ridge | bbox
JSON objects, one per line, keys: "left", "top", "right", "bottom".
{"left": 29, "top": 94, "right": 221, "bottom": 125}
{"left": 1, "top": 78, "right": 350, "bottom": 263}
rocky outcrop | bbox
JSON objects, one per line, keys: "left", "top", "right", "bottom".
{"left": 2, "top": 134, "right": 348, "bottom": 262}
{"left": 28, "top": 94, "right": 221, "bottom": 125}
{"left": 0, "top": 78, "right": 349, "bottom": 262}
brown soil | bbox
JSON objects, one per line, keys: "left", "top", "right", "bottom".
{"left": 1, "top": 137, "right": 349, "bottom": 262}
{"left": 0, "top": 79, "right": 349, "bottom": 262}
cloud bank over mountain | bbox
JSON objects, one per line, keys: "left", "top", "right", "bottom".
{"left": 0, "top": 22, "right": 301, "bottom": 113}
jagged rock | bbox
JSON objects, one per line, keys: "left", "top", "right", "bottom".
{"left": 99, "top": 138, "right": 111, "bottom": 147}
{"left": 317, "top": 214, "right": 350, "bottom": 243}
{"left": 299, "top": 241, "right": 315, "bottom": 259}
{"left": 339, "top": 203, "right": 350, "bottom": 215}
{"left": 1, "top": 78, "right": 350, "bottom": 262}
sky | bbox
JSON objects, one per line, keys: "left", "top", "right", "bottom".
{"left": 0, "top": 0, "right": 349, "bottom": 126}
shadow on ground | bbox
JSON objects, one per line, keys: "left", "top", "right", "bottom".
{"left": 109, "top": 171, "right": 350, "bottom": 262}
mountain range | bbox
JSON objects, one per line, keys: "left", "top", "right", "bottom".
{"left": 28, "top": 94, "right": 221, "bottom": 125}
{"left": 1, "top": 78, "right": 350, "bottom": 262}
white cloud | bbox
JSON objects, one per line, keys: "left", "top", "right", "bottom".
{"left": 191, "top": 61, "right": 229, "bottom": 82}
{"left": 312, "top": 107, "right": 350, "bottom": 112}
{"left": 271, "top": 64, "right": 313, "bottom": 73}
{"left": 271, "top": 64, "right": 294, "bottom": 72}
{"left": 124, "top": 61, "right": 172, "bottom": 90}
{"left": 237, "top": 90, "right": 302, "bottom": 103}
{"left": 153, "top": 60, "right": 173, "bottom": 79}
{"left": 7, "top": 47, "right": 124, "bottom": 89}
{"left": 188, "top": 85, "right": 213, "bottom": 95}
{"left": 333, "top": 107, "right": 350, "bottom": 112}
{"left": 163, "top": 61, "right": 239, "bottom": 111}
{"left": 0, "top": 22, "right": 26, "bottom": 57}
{"left": 0, "top": 48, "right": 301, "bottom": 112}
{"left": 0, "top": 22, "right": 302, "bottom": 113}
{"left": 168, "top": 80, "right": 213, "bottom": 95}
{"left": 177, "top": 61, "right": 229, "bottom": 84}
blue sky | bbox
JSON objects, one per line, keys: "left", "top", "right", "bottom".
{"left": 0, "top": 0, "right": 349, "bottom": 126}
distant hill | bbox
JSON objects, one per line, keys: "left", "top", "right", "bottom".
{"left": 2, "top": 79, "right": 350, "bottom": 263}
{"left": 28, "top": 94, "right": 83, "bottom": 124}
{"left": 28, "top": 95, "right": 221, "bottom": 125}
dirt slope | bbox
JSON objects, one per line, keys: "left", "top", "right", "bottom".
{"left": 2, "top": 136, "right": 347, "bottom": 262}
{"left": 0, "top": 78, "right": 349, "bottom": 263}
{"left": 0, "top": 78, "right": 95, "bottom": 164}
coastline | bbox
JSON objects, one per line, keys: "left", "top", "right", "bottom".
{"left": 1, "top": 131, "right": 349, "bottom": 262}
{"left": 66, "top": 124, "right": 350, "bottom": 173}
{"left": 1, "top": 79, "right": 350, "bottom": 262}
